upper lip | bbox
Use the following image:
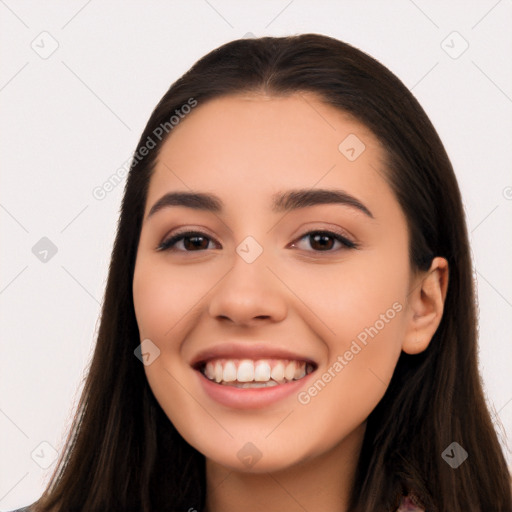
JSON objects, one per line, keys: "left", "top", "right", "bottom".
{"left": 189, "top": 342, "right": 317, "bottom": 369}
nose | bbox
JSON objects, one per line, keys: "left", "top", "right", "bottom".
{"left": 207, "top": 250, "right": 287, "bottom": 326}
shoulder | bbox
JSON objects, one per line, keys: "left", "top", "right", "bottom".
{"left": 6, "top": 506, "right": 33, "bottom": 512}
{"left": 396, "top": 494, "right": 425, "bottom": 511}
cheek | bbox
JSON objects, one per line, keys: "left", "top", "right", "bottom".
{"left": 331, "top": 266, "right": 407, "bottom": 359}
{"left": 293, "top": 250, "right": 409, "bottom": 435}
{"left": 133, "top": 258, "right": 208, "bottom": 441}
{"left": 291, "top": 290, "right": 406, "bottom": 459}
{"left": 291, "top": 250, "right": 406, "bottom": 374}
{"left": 278, "top": 249, "right": 409, "bottom": 356}
{"left": 132, "top": 256, "right": 205, "bottom": 340}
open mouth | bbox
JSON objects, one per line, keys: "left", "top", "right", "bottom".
{"left": 194, "top": 358, "right": 317, "bottom": 389}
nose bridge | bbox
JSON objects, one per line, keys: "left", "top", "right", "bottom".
{"left": 208, "top": 236, "right": 287, "bottom": 324}
{"left": 225, "top": 238, "right": 272, "bottom": 301}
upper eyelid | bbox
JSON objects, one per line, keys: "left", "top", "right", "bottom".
{"left": 160, "top": 227, "right": 220, "bottom": 244}
{"left": 162, "top": 221, "right": 356, "bottom": 242}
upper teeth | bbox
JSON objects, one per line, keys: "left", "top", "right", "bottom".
{"left": 202, "top": 359, "right": 313, "bottom": 384}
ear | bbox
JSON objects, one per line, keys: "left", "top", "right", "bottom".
{"left": 402, "top": 257, "right": 449, "bottom": 355}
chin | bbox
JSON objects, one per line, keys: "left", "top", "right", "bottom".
{"left": 200, "top": 438, "right": 314, "bottom": 475}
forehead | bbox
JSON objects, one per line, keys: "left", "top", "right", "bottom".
{"left": 146, "top": 92, "right": 395, "bottom": 218}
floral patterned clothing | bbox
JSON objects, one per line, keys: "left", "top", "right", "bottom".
{"left": 396, "top": 493, "right": 425, "bottom": 511}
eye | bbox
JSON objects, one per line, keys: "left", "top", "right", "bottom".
{"left": 156, "top": 230, "right": 220, "bottom": 252}
{"left": 290, "top": 230, "right": 358, "bottom": 252}
{"left": 157, "top": 229, "right": 357, "bottom": 253}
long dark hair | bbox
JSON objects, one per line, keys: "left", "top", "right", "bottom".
{"left": 31, "top": 34, "right": 511, "bottom": 512}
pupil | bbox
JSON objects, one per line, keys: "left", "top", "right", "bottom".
{"left": 185, "top": 236, "right": 208, "bottom": 250}
{"left": 311, "top": 234, "right": 333, "bottom": 251}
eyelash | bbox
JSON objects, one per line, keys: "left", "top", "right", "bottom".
{"left": 156, "top": 229, "right": 358, "bottom": 254}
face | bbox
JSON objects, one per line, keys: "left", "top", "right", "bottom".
{"left": 132, "top": 92, "right": 413, "bottom": 473}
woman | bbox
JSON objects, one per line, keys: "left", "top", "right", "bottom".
{"left": 11, "top": 34, "right": 511, "bottom": 512}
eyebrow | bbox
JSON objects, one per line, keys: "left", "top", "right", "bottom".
{"left": 146, "top": 188, "right": 374, "bottom": 220}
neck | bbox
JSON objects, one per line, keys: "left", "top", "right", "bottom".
{"left": 203, "top": 422, "right": 366, "bottom": 512}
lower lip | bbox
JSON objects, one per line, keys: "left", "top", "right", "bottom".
{"left": 195, "top": 369, "right": 316, "bottom": 409}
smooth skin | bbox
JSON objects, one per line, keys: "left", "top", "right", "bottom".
{"left": 132, "top": 92, "right": 448, "bottom": 512}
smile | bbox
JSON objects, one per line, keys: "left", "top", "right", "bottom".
{"left": 198, "top": 358, "right": 316, "bottom": 388}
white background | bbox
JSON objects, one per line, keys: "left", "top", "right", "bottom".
{"left": 1, "top": 1, "right": 511, "bottom": 509}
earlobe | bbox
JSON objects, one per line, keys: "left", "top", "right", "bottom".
{"left": 402, "top": 257, "right": 449, "bottom": 355}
